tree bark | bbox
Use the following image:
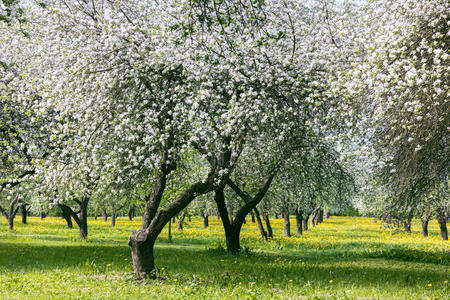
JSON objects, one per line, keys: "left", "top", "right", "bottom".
{"left": 111, "top": 211, "right": 116, "bottom": 227}
{"left": 201, "top": 211, "right": 209, "bottom": 228}
{"left": 101, "top": 209, "right": 108, "bottom": 222}
{"left": 303, "top": 214, "right": 309, "bottom": 231}
{"left": 128, "top": 206, "right": 135, "bottom": 221}
{"left": 254, "top": 208, "right": 267, "bottom": 240}
{"left": 263, "top": 214, "right": 273, "bottom": 239}
{"left": 59, "top": 205, "right": 73, "bottom": 229}
{"left": 295, "top": 210, "right": 303, "bottom": 235}
{"left": 421, "top": 219, "right": 429, "bottom": 237}
{"left": 284, "top": 209, "right": 291, "bottom": 237}
{"left": 168, "top": 219, "right": 172, "bottom": 242}
{"left": 177, "top": 212, "right": 186, "bottom": 231}
{"left": 40, "top": 211, "right": 46, "bottom": 220}
{"left": 21, "top": 204, "right": 27, "bottom": 224}
{"left": 250, "top": 211, "right": 256, "bottom": 223}
{"left": 128, "top": 230, "right": 157, "bottom": 279}
{"left": 437, "top": 212, "right": 448, "bottom": 241}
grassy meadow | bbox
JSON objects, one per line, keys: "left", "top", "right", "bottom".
{"left": 0, "top": 215, "right": 448, "bottom": 299}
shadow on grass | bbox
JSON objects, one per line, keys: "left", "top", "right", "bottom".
{"left": 0, "top": 238, "right": 448, "bottom": 292}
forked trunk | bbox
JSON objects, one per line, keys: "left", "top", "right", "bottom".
{"left": 250, "top": 211, "right": 255, "bottom": 223}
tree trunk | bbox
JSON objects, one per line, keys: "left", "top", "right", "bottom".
{"left": 421, "top": 219, "right": 429, "bottom": 237}
{"left": 403, "top": 218, "right": 412, "bottom": 233}
{"left": 263, "top": 214, "right": 273, "bottom": 239}
{"left": 128, "top": 206, "right": 135, "bottom": 221}
{"left": 201, "top": 214, "right": 209, "bottom": 228}
{"left": 309, "top": 213, "right": 315, "bottom": 228}
{"left": 303, "top": 214, "right": 309, "bottom": 231}
{"left": 284, "top": 209, "right": 291, "bottom": 237}
{"left": 63, "top": 212, "right": 73, "bottom": 228}
{"left": 295, "top": 210, "right": 303, "bottom": 235}
{"left": 111, "top": 211, "right": 116, "bottom": 227}
{"left": 254, "top": 209, "right": 267, "bottom": 240}
{"left": 177, "top": 212, "right": 185, "bottom": 231}
{"left": 317, "top": 209, "right": 324, "bottom": 224}
{"left": 21, "top": 204, "right": 27, "bottom": 224}
{"left": 225, "top": 227, "right": 241, "bottom": 254}
{"left": 40, "top": 211, "right": 46, "bottom": 220}
{"left": 7, "top": 216, "right": 14, "bottom": 230}
{"left": 102, "top": 209, "right": 107, "bottom": 222}
{"left": 168, "top": 219, "right": 172, "bottom": 242}
{"left": 128, "top": 230, "right": 157, "bottom": 279}
{"left": 437, "top": 215, "right": 448, "bottom": 241}
{"left": 326, "top": 212, "right": 331, "bottom": 219}
{"left": 77, "top": 199, "right": 89, "bottom": 239}
{"left": 250, "top": 211, "right": 256, "bottom": 223}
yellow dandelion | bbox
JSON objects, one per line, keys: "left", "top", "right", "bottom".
{"left": 329, "top": 280, "right": 333, "bottom": 283}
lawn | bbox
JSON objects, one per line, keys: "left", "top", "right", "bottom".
{"left": 0, "top": 216, "right": 448, "bottom": 299}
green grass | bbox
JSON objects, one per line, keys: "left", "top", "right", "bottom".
{"left": 0, "top": 216, "right": 448, "bottom": 299}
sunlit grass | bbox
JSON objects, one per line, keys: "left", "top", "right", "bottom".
{"left": 0, "top": 216, "right": 448, "bottom": 299}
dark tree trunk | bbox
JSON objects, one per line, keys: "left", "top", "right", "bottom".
{"left": 128, "top": 144, "right": 218, "bottom": 279}
{"left": 254, "top": 208, "right": 267, "bottom": 240}
{"left": 102, "top": 209, "right": 107, "bottom": 222}
{"left": 111, "top": 211, "right": 116, "bottom": 227}
{"left": 263, "top": 214, "right": 273, "bottom": 239}
{"left": 225, "top": 227, "right": 241, "bottom": 254}
{"left": 78, "top": 199, "right": 89, "bottom": 238}
{"left": 317, "top": 209, "right": 324, "bottom": 224}
{"left": 421, "top": 219, "right": 429, "bottom": 237}
{"left": 7, "top": 216, "right": 14, "bottom": 230}
{"left": 128, "top": 206, "right": 135, "bottom": 221}
{"left": 201, "top": 212, "right": 209, "bottom": 228}
{"left": 168, "top": 219, "right": 172, "bottom": 242}
{"left": 437, "top": 213, "right": 448, "bottom": 241}
{"left": 309, "top": 214, "right": 315, "bottom": 228}
{"left": 40, "top": 211, "right": 46, "bottom": 220}
{"left": 63, "top": 212, "right": 73, "bottom": 228}
{"left": 172, "top": 217, "right": 176, "bottom": 223}
{"left": 188, "top": 215, "right": 191, "bottom": 222}
{"left": 403, "top": 218, "right": 412, "bottom": 233}
{"left": 326, "top": 212, "right": 331, "bottom": 219}
{"left": 303, "top": 214, "right": 309, "bottom": 231}
{"left": 215, "top": 188, "right": 241, "bottom": 254}
{"left": 21, "top": 204, "right": 27, "bottom": 224}
{"left": 177, "top": 212, "right": 185, "bottom": 231}
{"left": 128, "top": 231, "right": 157, "bottom": 279}
{"left": 295, "top": 210, "right": 303, "bottom": 235}
{"left": 284, "top": 209, "right": 291, "bottom": 237}
{"left": 250, "top": 211, "right": 256, "bottom": 223}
